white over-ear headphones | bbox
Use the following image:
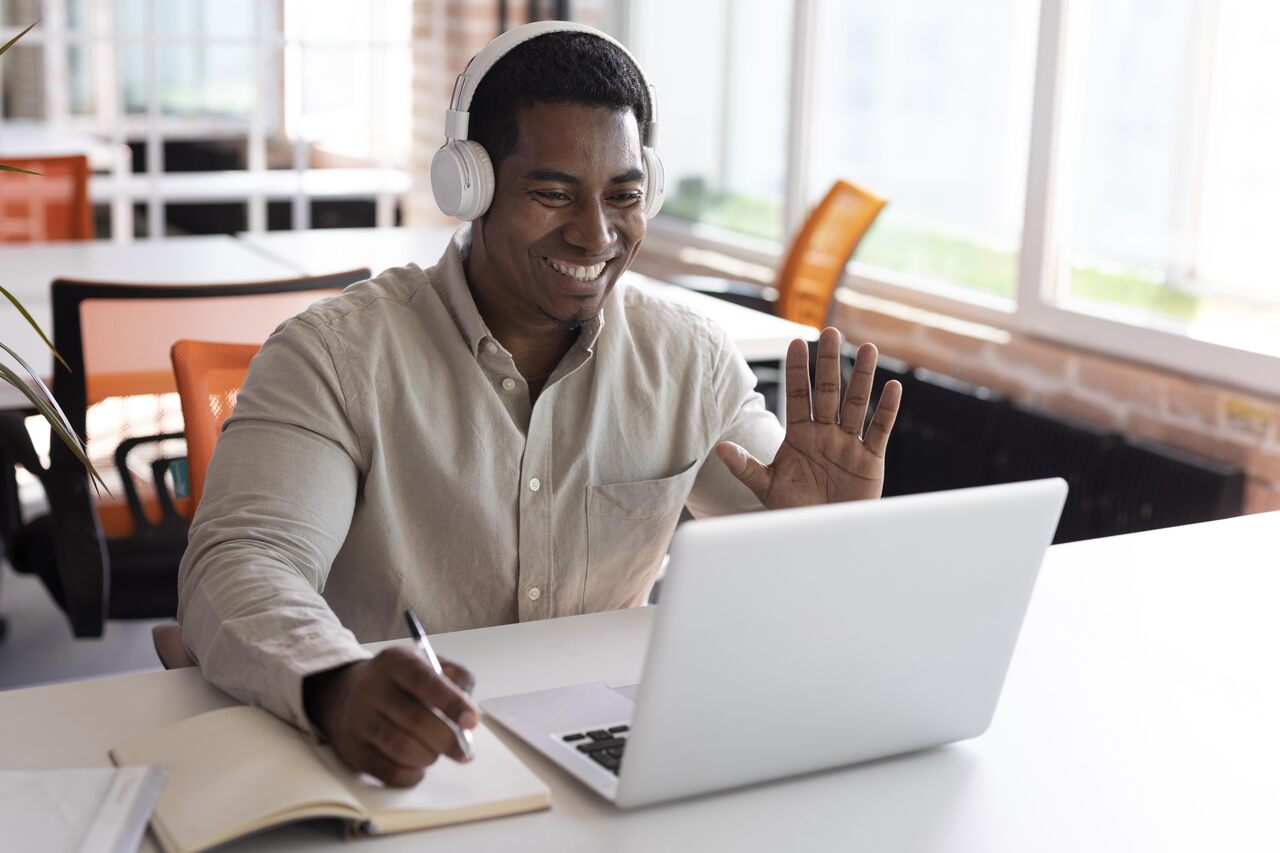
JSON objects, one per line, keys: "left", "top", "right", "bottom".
{"left": 430, "top": 21, "right": 664, "bottom": 222}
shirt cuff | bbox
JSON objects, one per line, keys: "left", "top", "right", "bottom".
{"left": 262, "top": 628, "right": 373, "bottom": 737}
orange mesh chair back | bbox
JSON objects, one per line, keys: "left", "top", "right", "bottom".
{"left": 774, "top": 180, "right": 887, "bottom": 329}
{"left": 170, "top": 340, "right": 260, "bottom": 510}
{"left": 0, "top": 154, "right": 93, "bottom": 242}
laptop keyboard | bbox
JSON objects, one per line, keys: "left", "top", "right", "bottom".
{"left": 561, "top": 724, "right": 630, "bottom": 775}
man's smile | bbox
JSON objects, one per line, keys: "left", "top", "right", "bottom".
{"left": 541, "top": 256, "right": 609, "bottom": 281}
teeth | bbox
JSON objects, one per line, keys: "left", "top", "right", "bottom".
{"left": 546, "top": 258, "right": 606, "bottom": 281}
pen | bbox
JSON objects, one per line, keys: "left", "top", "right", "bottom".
{"left": 404, "top": 610, "right": 476, "bottom": 761}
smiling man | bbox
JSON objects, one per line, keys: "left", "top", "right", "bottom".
{"left": 178, "top": 24, "right": 901, "bottom": 787}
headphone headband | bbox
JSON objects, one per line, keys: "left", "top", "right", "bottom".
{"left": 443, "top": 20, "right": 658, "bottom": 148}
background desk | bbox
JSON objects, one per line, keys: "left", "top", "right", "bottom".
{"left": 0, "top": 236, "right": 301, "bottom": 409}
{"left": 1, "top": 512, "right": 1277, "bottom": 852}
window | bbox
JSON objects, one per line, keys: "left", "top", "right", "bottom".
{"left": 1055, "top": 0, "right": 1280, "bottom": 357}
{"left": 625, "top": 0, "right": 1280, "bottom": 395}
{"left": 630, "top": 0, "right": 792, "bottom": 242}
{"left": 810, "top": 0, "right": 1037, "bottom": 302}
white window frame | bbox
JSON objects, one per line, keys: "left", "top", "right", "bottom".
{"left": 627, "top": 0, "right": 1280, "bottom": 398}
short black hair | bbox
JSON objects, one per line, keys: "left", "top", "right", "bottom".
{"left": 467, "top": 31, "right": 650, "bottom": 176}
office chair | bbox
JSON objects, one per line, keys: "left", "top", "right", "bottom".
{"left": 674, "top": 179, "right": 887, "bottom": 327}
{"left": 170, "top": 340, "right": 261, "bottom": 510}
{"left": 0, "top": 154, "right": 94, "bottom": 242}
{"left": 0, "top": 268, "right": 369, "bottom": 638}
{"left": 147, "top": 340, "right": 262, "bottom": 670}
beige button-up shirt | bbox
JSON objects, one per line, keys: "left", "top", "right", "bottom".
{"left": 177, "top": 228, "right": 784, "bottom": 732}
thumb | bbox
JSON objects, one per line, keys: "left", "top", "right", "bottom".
{"left": 715, "top": 441, "right": 771, "bottom": 504}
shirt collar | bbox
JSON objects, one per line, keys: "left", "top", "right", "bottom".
{"left": 431, "top": 224, "right": 607, "bottom": 360}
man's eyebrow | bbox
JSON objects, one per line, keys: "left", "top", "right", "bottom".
{"left": 610, "top": 168, "right": 645, "bottom": 184}
{"left": 524, "top": 169, "right": 580, "bottom": 184}
{"left": 522, "top": 168, "right": 645, "bottom": 185}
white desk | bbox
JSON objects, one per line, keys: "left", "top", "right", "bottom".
{"left": 0, "top": 121, "right": 129, "bottom": 172}
{"left": 0, "top": 236, "right": 302, "bottom": 409}
{"left": 237, "top": 226, "right": 456, "bottom": 277}
{"left": 2, "top": 512, "right": 1277, "bottom": 852}
{"left": 238, "top": 226, "right": 818, "bottom": 362}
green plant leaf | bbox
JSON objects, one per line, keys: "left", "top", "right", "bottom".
{"left": 0, "top": 164, "right": 42, "bottom": 176}
{"left": 0, "top": 19, "right": 39, "bottom": 57}
{"left": 0, "top": 361, "right": 108, "bottom": 493}
{"left": 0, "top": 339, "right": 76, "bottom": 439}
{"left": 0, "top": 285, "right": 68, "bottom": 371}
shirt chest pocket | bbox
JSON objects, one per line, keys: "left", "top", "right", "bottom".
{"left": 582, "top": 460, "right": 700, "bottom": 612}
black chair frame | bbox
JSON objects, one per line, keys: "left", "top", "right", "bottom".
{"left": 0, "top": 268, "right": 369, "bottom": 637}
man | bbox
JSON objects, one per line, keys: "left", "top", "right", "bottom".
{"left": 178, "top": 26, "right": 901, "bottom": 788}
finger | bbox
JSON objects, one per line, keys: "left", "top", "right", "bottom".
{"left": 441, "top": 658, "right": 476, "bottom": 695}
{"left": 813, "top": 328, "right": 843, "bottom": 424}
{"left": 784, "top": 338, "right": 812, "bottom": 425}
{"left": 384, "top": 648, "right": 479, "bottom": 729}
{"left": 863, "top": 378, "right": 902, "bottom": 457}
{"left": 366, "top": 705, "right": 445, "bottom": 769}
{"left": 841, "top": 342, "right": 879, "bottom": 435}
{"left": 358, "top": 740, "right": 427, "bottom": 788}
{"left": 715, "top": 441, "right": 772, "bottom": 505}
{"left": 377, "top": 684, "right": 467, "bottom": 762}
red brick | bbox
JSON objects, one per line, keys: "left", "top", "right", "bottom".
{"left": 1002, "top": 336, "right": 1073, "bottom": 379}
{"left": 1077, "top": 356, "right": 1162, "bottom": 409}
{"left": 1164, "top": 379, "right": 1222, "bottom": 426}
{"left": 1244, "top": 480, "right": 1280, "bottom": 514}
{"left": 1040, "top": 391, "right": 1122, "bottom": 430}
{"left": 918, "top": 323, "right": 990, "bottom": 357}
{"left": 1247, "top": 447, "right": 1280, "bottom": 484}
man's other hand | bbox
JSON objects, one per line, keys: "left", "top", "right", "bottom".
{"left": 303, "top": 646, "right": 479, "bottom": 787}
{"left": 717, "top": 328, "right": 902, "bottom": 509}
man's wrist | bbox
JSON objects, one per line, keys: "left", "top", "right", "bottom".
{"left": 303, "top": 661, "right": 358, "bottom": 738}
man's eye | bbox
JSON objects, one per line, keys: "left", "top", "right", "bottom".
{"left": 533, "top": 190, "right": 570, "bottom": 203}
{"left": 612, "top": 191, "right": 644, "bottom": 205}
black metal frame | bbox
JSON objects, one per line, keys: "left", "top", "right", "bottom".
{"left": 2, "top": 268, "right": 370, "bottom": 637}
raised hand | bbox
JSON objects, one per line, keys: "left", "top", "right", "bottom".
{"left": 716, "top": 328, "right": 902, "bottom": 509}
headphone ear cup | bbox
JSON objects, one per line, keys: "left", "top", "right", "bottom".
{"left": 431, "top": 140, "right": 495, "bottom": 220}
{"left": 641, "top": 147, "right": 665, "bottom": 219}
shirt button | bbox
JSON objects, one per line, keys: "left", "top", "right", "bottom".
{"left": 529, "top": 477, "right": 541, "bottom": 492}
{"left": 527, "top": 586, "right": 541, "bottom": 601}
{"left": 501, "top": 377, "right": 516, "bottom": 391}
{"left": 483, "top": 340, "right": 498, "bottom": 354}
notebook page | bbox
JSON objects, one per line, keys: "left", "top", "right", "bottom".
{"left": 324, "top": 722, "right": 550, "bottom": 834}
{"left": 111, "top": 706, "right": 363, "bottom": 853}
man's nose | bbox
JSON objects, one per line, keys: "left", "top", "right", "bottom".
{"left": 563, "top": 198, "right": 616, "bottom": 256}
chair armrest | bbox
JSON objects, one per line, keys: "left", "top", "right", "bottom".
{"left": 114, "top": 433, "right": 187, "bottom": 535}
{"left": 667, "top": 275, "right": 778, "bottom": 315}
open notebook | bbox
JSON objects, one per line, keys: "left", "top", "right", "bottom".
{"left": 110, "top": 705, "right": 550, "bottom": 853}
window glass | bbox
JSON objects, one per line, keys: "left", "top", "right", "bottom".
{"left": 1060, "top": 0, "right": 1280, "bottom": 355}
{"left": 810, "top": 0, "right": 1038, "bottom": 300}
{"left": 631, "top": 0, "right": 792, "bottom": 242}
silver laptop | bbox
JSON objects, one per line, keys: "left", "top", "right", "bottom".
{"left": 482, "top": 478, "right": 1067, "bottom": 809}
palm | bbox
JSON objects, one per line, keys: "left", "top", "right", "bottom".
{"left": 718, "top": 329, "right": 901, "bottom": 509}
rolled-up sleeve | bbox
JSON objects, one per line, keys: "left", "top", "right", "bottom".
{"left": 177, "top": 317, "right": 371, "bottom": 734}
{"left": 685, "top": 322, "right": 785, "bottom": 518}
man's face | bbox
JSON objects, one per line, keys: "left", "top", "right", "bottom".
{"left": 473, "top": 101, "right": 648, "bottom": 329}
